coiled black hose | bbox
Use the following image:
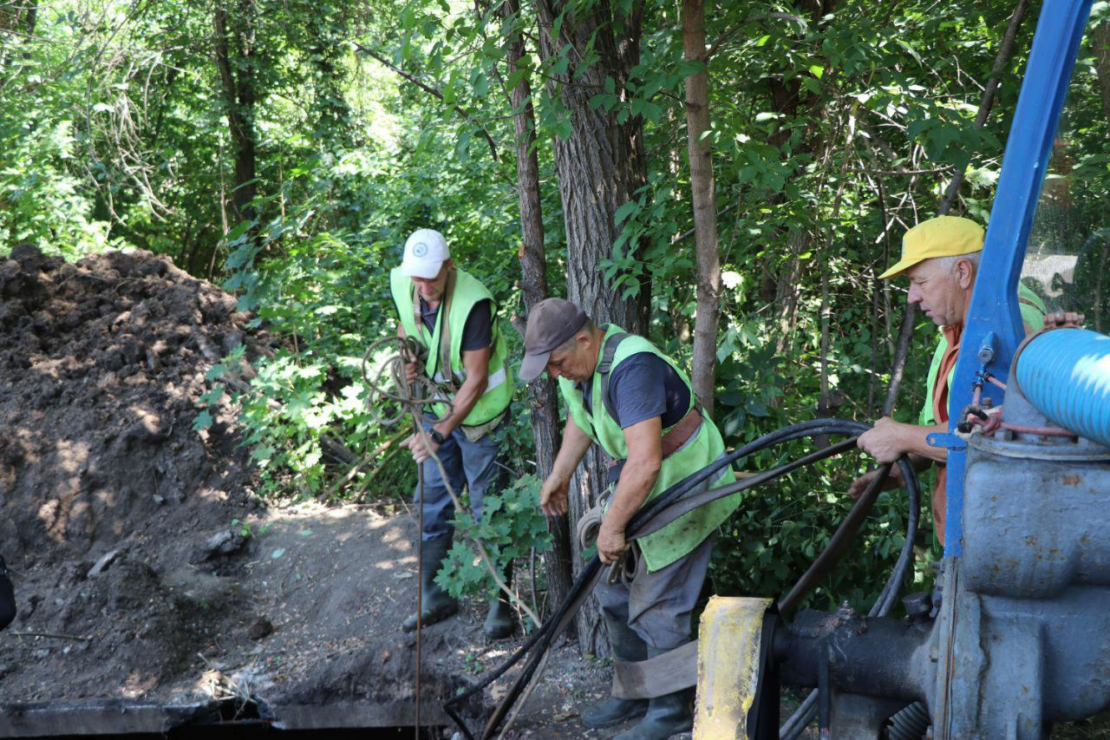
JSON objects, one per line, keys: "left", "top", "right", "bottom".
{"left": 444, "top": 419, "right": 921, "bottom": 740}
{"left": 887, "top": 699, "right": 932, "bottom": 740}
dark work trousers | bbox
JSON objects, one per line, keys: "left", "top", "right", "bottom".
{"left": 414, "top": 418, "right": 508, "bottom": 541}
{"left": 594, "top": 532, "right": 716, "bottom": 652}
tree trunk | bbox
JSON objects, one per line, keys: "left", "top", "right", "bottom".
{"left": 773, "top": 228, "right": 807, "bottom": 356}
{"left": 502, "top": 0, "right": 573, "bottom": 625}
{"left": 212, "top": 0, "right": 258, "bottom": 224}
{"left": 683, "top": 0, "right": 720, "bottom": 416}
{"left": 0, "top": 0, "right": 35, "bottom": 35}
{"left": 0, "top": 0, "right": 35, "bottom": 71}
{"left": 534, "top": 0, "right": 650, "bottom": 657}
{"left": 1094, "top": 21, "right": 1110, "bottom": 128}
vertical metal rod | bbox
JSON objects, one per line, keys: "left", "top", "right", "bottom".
{"left": 415, "top": 463, "right": 424, "bottom": 738}
{"left": 818, "top": 639, "right": 831, "bottom": 739}
{"left": 945, "top": 0, "right": 1094, "bottom": 555}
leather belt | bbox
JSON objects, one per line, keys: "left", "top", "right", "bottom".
{"left": 661, "top": 404, "right": 703, "bottom": 458}
{"left": 605, "top": 404, "right": 704, "bottom": 478}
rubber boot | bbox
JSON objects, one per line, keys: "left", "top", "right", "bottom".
{"left": 483, "top": 561, "right": 515, "bottom": 640}
{"left": 580, "top": 616, "right": 649, "bottom": 729}
{"left": 402, "top": 534, "right": 458, "bottom": 632}
{"left": 611, "top": 646, "right": 694, "bottom": 740}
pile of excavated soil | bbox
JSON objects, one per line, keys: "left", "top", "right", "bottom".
{"left": 0, "top": 244, "right": 613, "bottom": 737}
{"left": 0, "top": 244, "right": 268, "bottom": 700}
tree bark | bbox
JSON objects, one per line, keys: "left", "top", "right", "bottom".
{"left": 533, "top": 0, "right": 650, "bottom": 657}
{"left": 212, "top": 0, "right": 258, "bottom": 224}
{"left": 0, "top": 0, "right": 35, "bottom": 35}
{"left": 1094, "top": 21, "right": 1110, "bottom": 129}
{"left": 534, "top": 0, "right": 649, "bottom": 331}
{"left": 502, "top": 0, "right": 573, "bottom": 625}
{"left": 683, "top": 0, "right": 721, "bottom": 416}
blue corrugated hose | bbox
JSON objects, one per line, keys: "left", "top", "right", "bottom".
{"left": 1016, "top": 328, "right": 1110, "bottom": 447}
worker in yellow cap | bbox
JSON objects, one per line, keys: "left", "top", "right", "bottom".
{"left": 848, "top": 216, "right": 1045, "bottom": 545}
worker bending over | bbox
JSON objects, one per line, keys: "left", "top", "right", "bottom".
{"left": 388, "top": 229, "right": 516, "bottom": 638}
{"left": 520, "top": 298, "right": 739, "bottom": 740}
{"left": 851, "top": 216, "right": 1045, "bottom": 545}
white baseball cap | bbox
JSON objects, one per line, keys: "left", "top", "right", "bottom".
{"left": 399, "top": 229, "right": 450, "bottom": 279}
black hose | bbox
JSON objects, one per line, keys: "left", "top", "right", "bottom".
{"left": 0, "top": 555, "right": 15, "bottom": 631}
{"left": 779, "top": 453, "right": 921, "bottom": 739}
{"left": 475, "top": 422, "right": 870, "bottom": 739}
{"left": 443, "top": 419, "right": 921, "bottom": 740}
{"left": 888, "top": 700, "right": 931, "bottom": 740}
{"left": 778, "top": 463, "right": 890, "bottom": 615}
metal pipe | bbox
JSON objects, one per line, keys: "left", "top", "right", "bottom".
{"left": 1014, "top": 328, "right": 1110, "bottom": 447}
{"left": 778, "top": 609, "right": 929, "bottom": 704}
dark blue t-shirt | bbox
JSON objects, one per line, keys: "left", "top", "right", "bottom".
{"left": 418, "top": 298, "right": 492, "bottom": 351}
{"left": 581, "top": 352, "right": 690, "bottom": 429}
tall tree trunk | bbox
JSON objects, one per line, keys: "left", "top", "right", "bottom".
{"left": 683, "top": 0, "right": 720, "bottom": 416}
{"left": 534, "top": 0, "right": 650, "bottom": 657}
{"left": 1094, "top": 21, "right": 1110, "bottom": 128}
{"left": 0, "top": 0, "right": 36, "bottom": 71}
{"left": 534, "top": 0, "right": 649, "bottom": 330}
{"left": 502, "top": 0, "right": 573, "bottom": 625}
{"left": 308, "top": 13, "right": 353, "bottom": 142}
{"left": 212, "top": 0, "right": 258, "bottom": 224}
{"left": 0, "top": 0, "right": 35, "bottom": 36}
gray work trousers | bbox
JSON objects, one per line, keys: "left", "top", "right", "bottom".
{"left": 595, "top": 533, "right": 715, "bottom": 652}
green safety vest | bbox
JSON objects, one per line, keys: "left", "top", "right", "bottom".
{"left": 558, "top": 325, "right": 739, "bottom": 572}
{"left": 920, "top": 282, "right": 1048, "bottom": 425}
{"left": 389, "top": 267, "right": 513, "bottom": 427}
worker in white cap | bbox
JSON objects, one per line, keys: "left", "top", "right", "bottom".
{"left": 388, "top": 229, "right": 516, "bottom": 638}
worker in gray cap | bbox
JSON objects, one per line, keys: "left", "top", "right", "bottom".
{"left": 520, "top": 298, "right": 740, "bottom": 739}
{"left": 389, "top": 228, "right": 516, "bottom": 638}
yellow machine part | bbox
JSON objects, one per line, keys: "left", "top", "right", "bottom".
{"left": 693, "top": 596, "right": 774, "bottom": 740}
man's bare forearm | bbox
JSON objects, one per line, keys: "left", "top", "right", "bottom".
{"left": 604, "top": 456, "right": 660, "bottom": 532}
{"left": 896, "top": 423, "right": 948, "bottom": 463}
{"left": 550, "top": 416, "right": 592, "bottom": 483}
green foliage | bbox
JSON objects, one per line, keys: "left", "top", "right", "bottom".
{"left": 437, "top": 474, "right": 552, "bottom": 601}
{"left": 10, "top": 0, "right": 1109, "bottom": 620}
{"left": 230, "top": 518, "right": 273, "bottom": 539}
{"left": 711, "top": 453, "right": 939, "bottom": 612}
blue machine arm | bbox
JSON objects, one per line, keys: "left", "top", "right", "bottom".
{"left": 942, "top": 0, "right": 1094, "bottom": 556}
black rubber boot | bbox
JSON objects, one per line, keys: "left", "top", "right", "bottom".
{"left": 0, "top": 556, "right": 15, "bottom": 631}
{"left": 580, "top": 616, "right": 649, "bottom": 729}
{"left": 402, "top": 535, "right": 458, "bottom": 632}
{"left": 611, "top": 646, "right": 694, "bottom": 739}
{"left": 483, "top": 562, "right": 515, "bottom": 640}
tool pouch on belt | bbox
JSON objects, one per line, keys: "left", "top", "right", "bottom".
{"left": 459, "top": 409, "right": 507, "bottom": 443}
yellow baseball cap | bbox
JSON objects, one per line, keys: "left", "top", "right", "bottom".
{"left": 878, "top": 215, "right": 984, "bottom": 280}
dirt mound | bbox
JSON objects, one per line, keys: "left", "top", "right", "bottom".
{"left": 0, "top": 244, "right": 265, "bottom": 699}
